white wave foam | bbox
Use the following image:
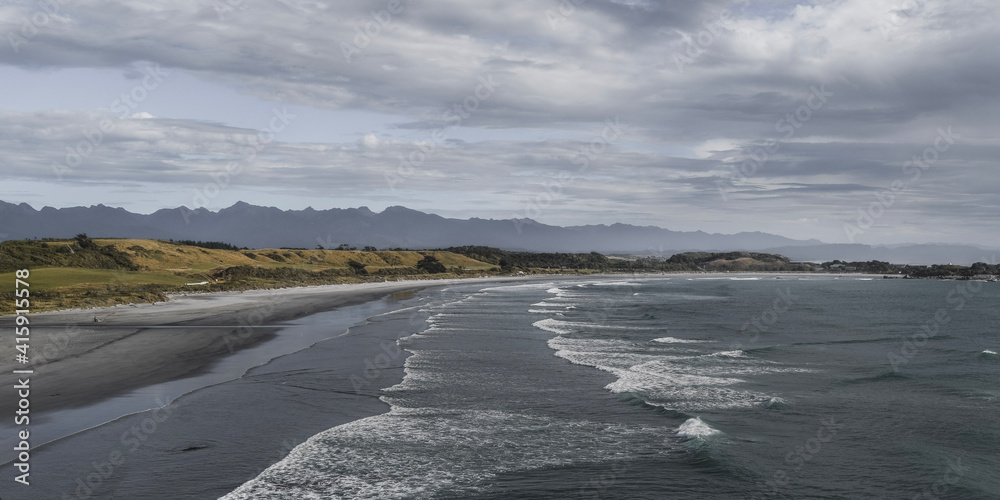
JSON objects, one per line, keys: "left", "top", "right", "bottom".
{"left": 765, "top": 396, "right": 789, "bottom": 409}
{"left": 530, "top": 301, "right": 578, "bottom": 308}
{"left": 533, "top": 318, "right": 577, "bottom": 335}
{"left": 368, "top": 304, "right": 424, "bottom": 319}
{"left": 479, "top": 282, "right": 556, "bottom": 293}
{"left": 221, "top": 408, "right": 673, "bottom": 500}
{"left": 603, "top": 359, "right": 775, "bottom": 411}
{"left": 548, "top": 336, "right": 647, "bottom": 354}
{"left": 533, "top": 318, "right": 651, "bottom": 335}
{"left": 652, "top": 337, "right": 703, "bottom": 344}
{"left": 676, "top": 417, "right": 720, "bottom": 438}
{"left": 551, "top": 341, "right": 786, "bottom": 411}
{"left": 660, "top": 293, "right": 726, "bottom": 301}
{"left": 615, "top": 365, "right": 744, "bottom": 388}
{"left": 706, "top": 350, "right": 747, "bottom": 358}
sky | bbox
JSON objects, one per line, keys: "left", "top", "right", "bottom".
{"left": 0, "top": 0, "right": 997, "bottom": 247}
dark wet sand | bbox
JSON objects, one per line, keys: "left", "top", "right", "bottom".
{"left": 0, "top": 277, "right": 537, "bottom": 499}
{"left": 0, "top": 279, "right": 508, "bottom": 416}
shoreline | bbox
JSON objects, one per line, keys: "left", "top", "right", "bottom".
{"left": 0, "top": 293, "right": 409, "bottom": 459}
{"left": 0, "top": 286, "right": 440, "bottom": 499}
{"left": 0, "top": 270, "right": 925, "bottom": 320}
{"left": 0, "top": 276, "right": 551, "bottom": 417}
{"left": 0, "top": 273, "right": 920, "bottom": 498}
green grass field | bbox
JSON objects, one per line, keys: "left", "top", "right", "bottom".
{"left": 1, "top": 267, "right": 191, "bottom": 291}
{"left": 0, "top": 239, "right": 499, "bottom": 314}
{"left": 93, "top": 239, "right": 496, "bottom": 274}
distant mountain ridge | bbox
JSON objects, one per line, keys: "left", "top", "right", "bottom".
{"left": 0, "top": 201, "right": 993, "bottom": 265}
{"left": 0, "top": 200, "right": 819, "bottom": 252}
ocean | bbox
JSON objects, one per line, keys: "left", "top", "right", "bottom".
{"left": 221, "top": 276, "right": 1000, "bottom": 499}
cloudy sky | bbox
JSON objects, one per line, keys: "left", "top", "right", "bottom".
{"left": 0, "top": 0, "right": 997, "bottom": 246}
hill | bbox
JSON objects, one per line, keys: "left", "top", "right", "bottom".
{"left": 0, "top": 238, "right": 496, "bottom": 314}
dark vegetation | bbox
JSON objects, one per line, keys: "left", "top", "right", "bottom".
{"left": 445, "top": 247, "right": 999, "bottom": 278}
{"left": 171, "top": 240, "right": 243, "bottom": 251}
{"left": 444, "top": 248, "right": 810, "bottom": 273}
{"left": 443, "top": 246, "right": 610, "bottom": 271}
{"left": 819, "top": 259, "right": 1000, "bottom": 278}
{"left": 416, "top": 255, "right": 447, "bottom": 274}
{"left": 347, "top": 259, "right": 369, "bottom": 275}
{"left": 0, "top": 234, "right": 139, "bottom": 273}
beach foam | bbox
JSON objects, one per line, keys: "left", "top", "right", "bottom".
{"left": 652, "top": 336, "right": 705, "bottom": 344}
{"left": 676, "top": 417, "right": 720, "bottom": 438}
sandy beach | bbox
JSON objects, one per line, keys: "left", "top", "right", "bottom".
{"left": 0, "top": 271, "right": 862, "bottom": 418}
{"left": 0, "top": 275, "right": 547, "bottom": 498}
{"left": 0, "top": 277, "right": 532, "bottom": 416}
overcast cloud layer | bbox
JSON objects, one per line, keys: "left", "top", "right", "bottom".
{"left": 0, "top": 0, "right": 997, "bottom": 246}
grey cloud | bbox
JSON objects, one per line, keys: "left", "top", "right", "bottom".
{"left": 0, "top": 0, "right": 998, "bottom": 244}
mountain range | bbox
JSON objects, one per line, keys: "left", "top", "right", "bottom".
{"left": 0, "top": 201, "right": 994, "bottom": 265}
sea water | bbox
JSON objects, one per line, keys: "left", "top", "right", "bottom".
{"left": 223, "top": 276, "right": 999, "bottom": 499}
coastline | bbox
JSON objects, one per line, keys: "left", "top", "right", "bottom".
{"left": 0, "top": 269, "right": 891, "bottom": 418}
{"left": 0, "top": 290, "right": 430, "bottom": 499}
{"left": 0, "top": 276, "right": 547, "bottom": 498}
{"left": 0, "top": 276, "right": 565, "bottom": 496}
{"left": 0, "top": 276, "right": 542, "bottom": 416}
{"left": 0, "top": 270, "right": 893, "bottom": 413}
{"left": 0, "top": 272, "right": 916, "bottom": 498}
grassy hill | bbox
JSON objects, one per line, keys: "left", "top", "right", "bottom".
{"left": 98, "top": 239, "right": 494, "bottom": 275}
{"left": 0, "top": 238, "right": 496, "bottom": 314}
{"left": 664, "top": 251, "right": 811, "bottom": 272}
{"left": 1, "top": 239, "right": 866, "bottom": 315}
